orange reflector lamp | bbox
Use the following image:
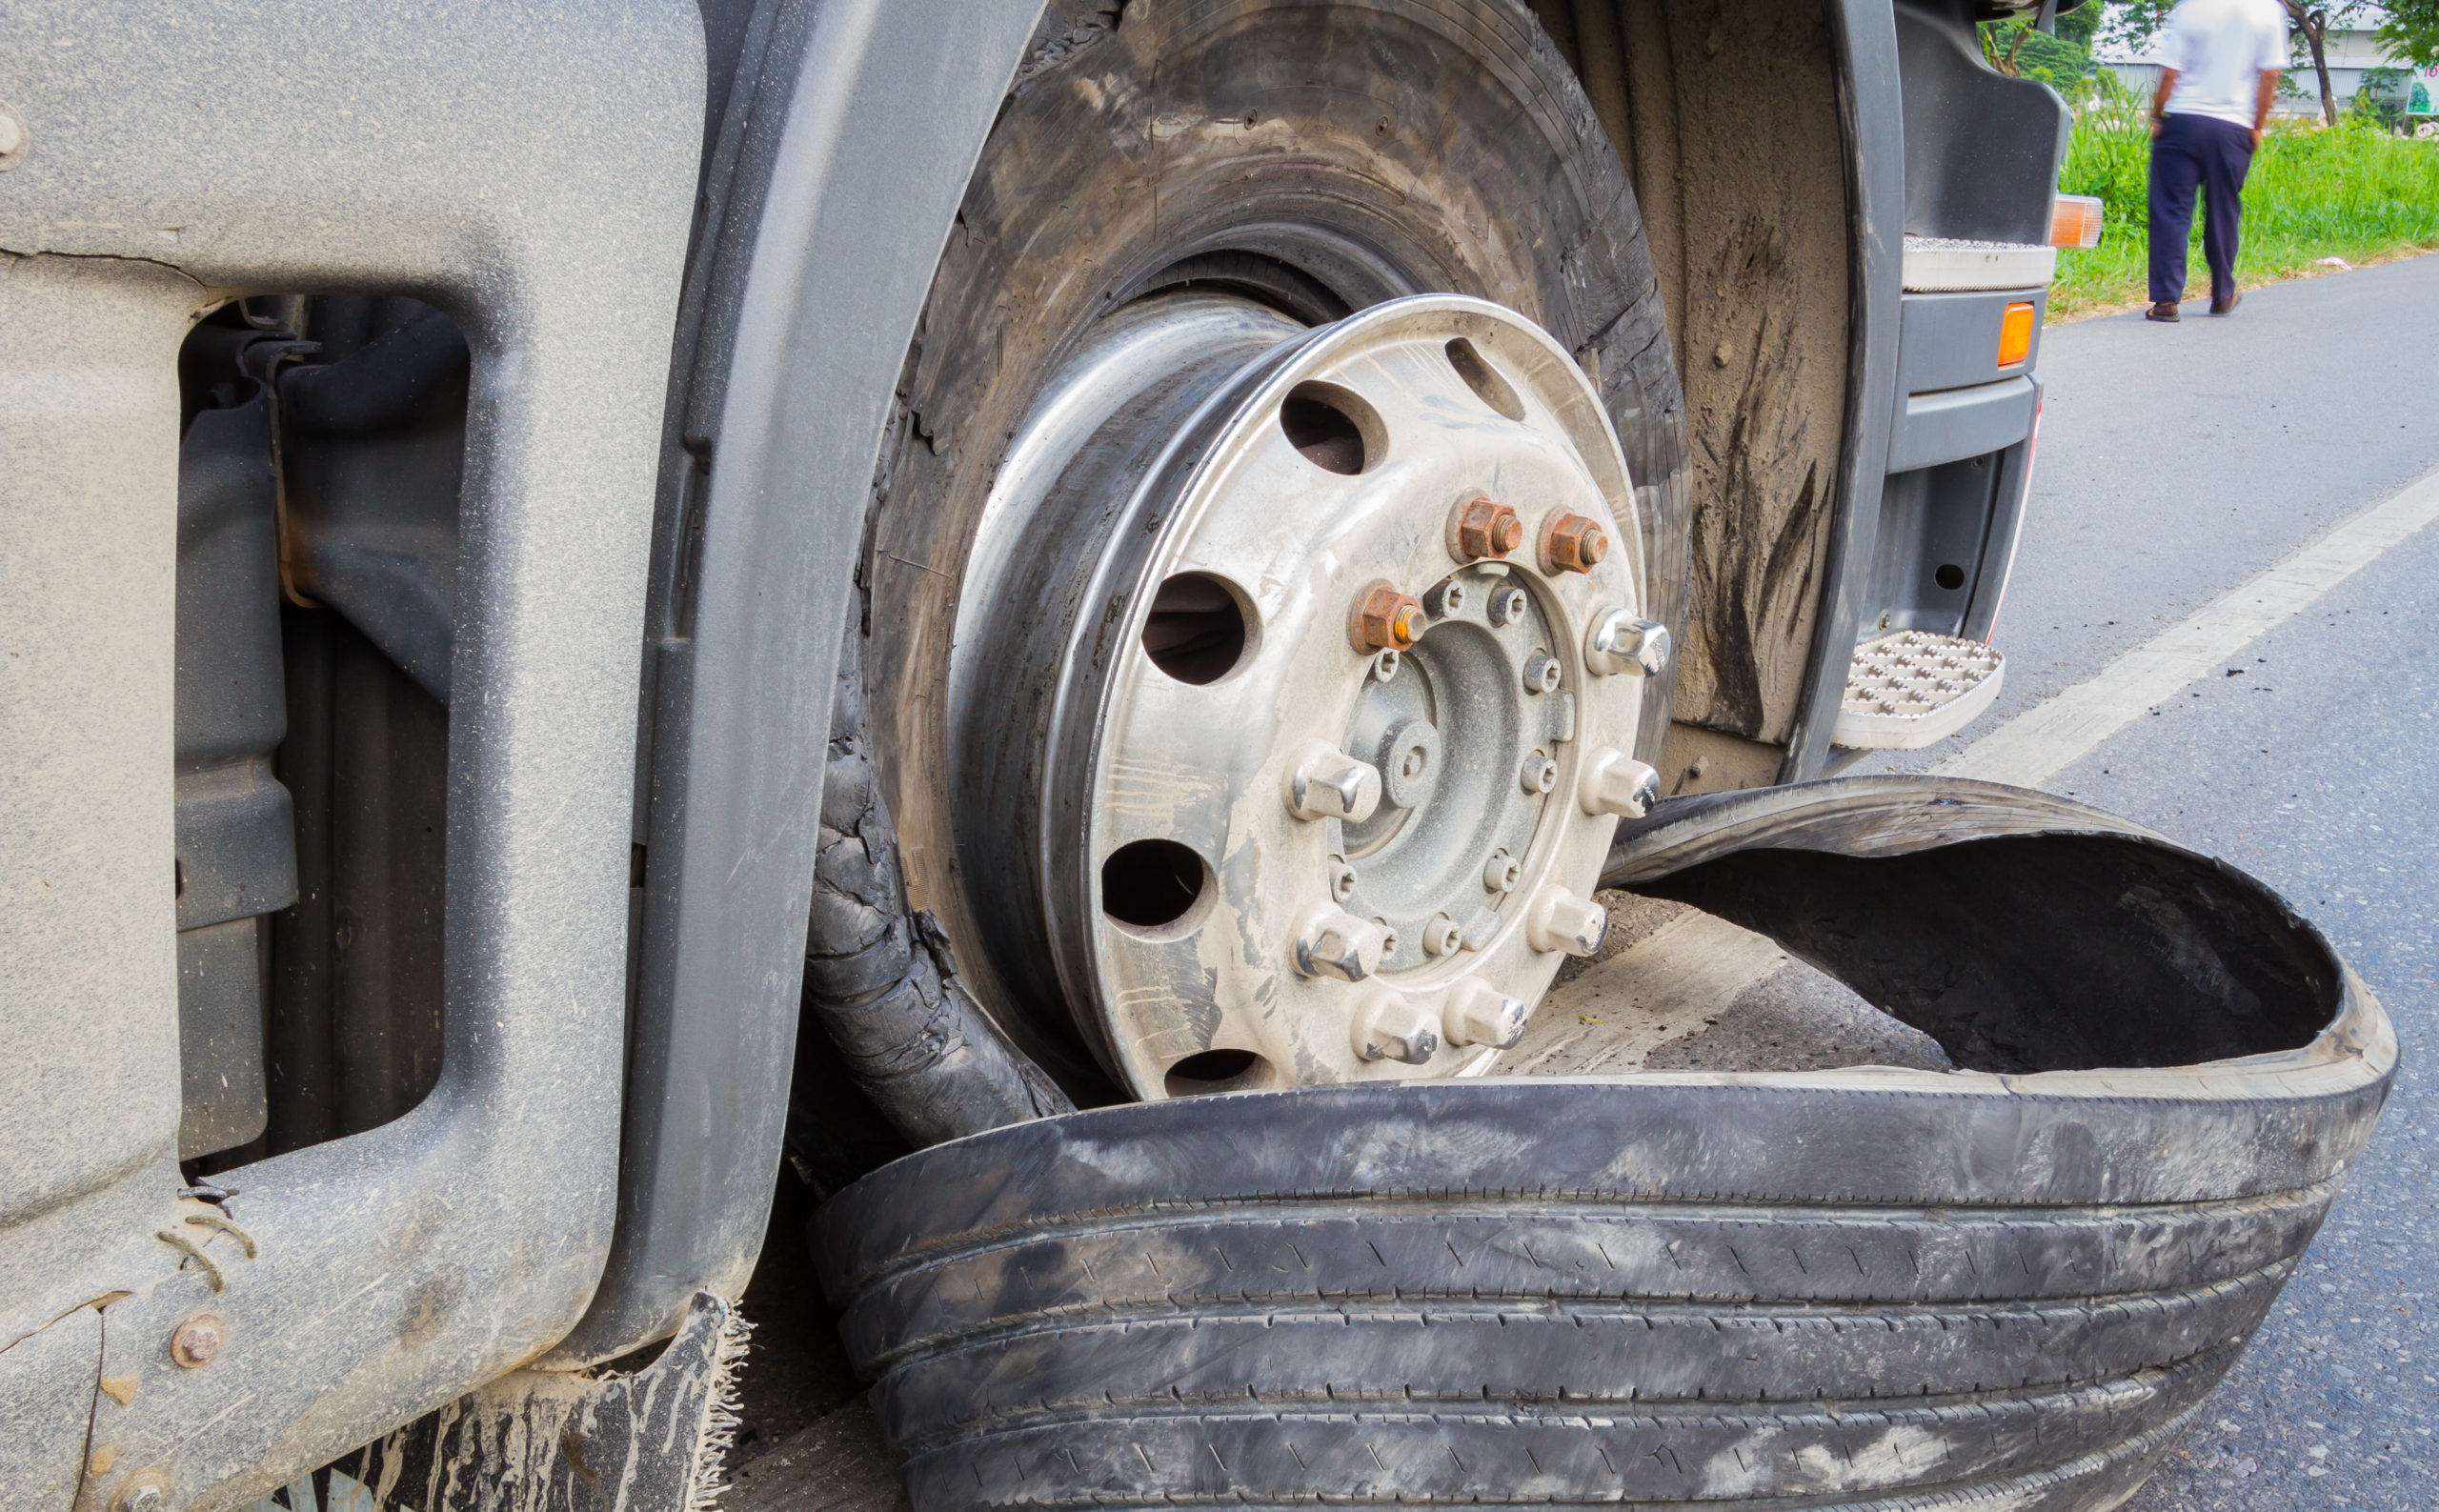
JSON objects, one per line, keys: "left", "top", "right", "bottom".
{"left": 2050, "top": 192, "right": 2104, "bottom": 249}
{"left": 1997, "top": 302, "right": 2036, "bottom": 368}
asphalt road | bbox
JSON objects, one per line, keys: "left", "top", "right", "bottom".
{"left": 1871, "top": 252, "right": 2439, "bottom": 1511}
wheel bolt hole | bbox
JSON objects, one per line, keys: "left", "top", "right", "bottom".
{"left": 1163, "top": 1048, "right": 1269, "bottom": 1097}
{"left": 1935, "top": 562, "right": 1966, "bottom": 592}
{"left": 1280, "top": 382, "right": 1380, "bottom": 475}
{"left": 1444, "top": 337, "right": 1525, "bottom": 422}
{"left": 1101, "top": 838, "right": 1214, "bottom": 932}
{"left": 1144, "top": 571, "right": 1253, "bottom": 684}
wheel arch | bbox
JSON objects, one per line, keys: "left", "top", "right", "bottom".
{"left": 547, "top": 0, "right": 1051, "bottom": 1366}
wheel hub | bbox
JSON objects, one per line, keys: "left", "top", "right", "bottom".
{"left": 949, "top": 293, "right": 1663, "bottom": 1099}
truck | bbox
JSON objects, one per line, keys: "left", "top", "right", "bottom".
{"left": 0, "top": 1, "right": 2392, "bottom": 1508}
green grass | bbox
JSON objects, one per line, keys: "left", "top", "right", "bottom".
{"left": 2050, "top": 91, "right": 2439, "bottom": 318}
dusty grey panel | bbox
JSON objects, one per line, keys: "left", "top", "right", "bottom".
{"left": 0, "top": 2, "right": 700, "bottom": 1505}
{"left": 0, "top": 1304, "right": 101, "bottom": 1512}
{"left": 1897, "top": 287, "right": 2048, "bottom": 394}
{"left": 1887, "top": 373, "right": 2037, "bottom": 472}
{"left": 1895, "top": 0, "right": 2071, "bottom": 244}
{"left": 550, "top": 0, "right": 1051, "bottom": 1367}
{"left": 277, "top": 307, "right": 470, "bottom": 705}
{"left": 175, "top": 918, "right": 268, "bottom": 1160}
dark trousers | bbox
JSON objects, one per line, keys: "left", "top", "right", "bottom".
{"left": 2148, "top": 112, "right": 2255, "bottom": 305}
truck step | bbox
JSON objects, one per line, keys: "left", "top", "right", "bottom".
{"left": 1833, "top": 630, "right": 2005, "bottom": 750}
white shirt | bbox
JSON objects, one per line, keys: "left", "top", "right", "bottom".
{"left": 2160, "top": 0, "right": 2289, "bottom": 129}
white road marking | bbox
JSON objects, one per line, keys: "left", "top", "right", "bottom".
{"left": 1939, "top": 465, "right": 2439, "bottom": 788}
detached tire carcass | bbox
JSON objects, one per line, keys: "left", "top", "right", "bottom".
{"left": 816, "top": 778, "right": 2393, "bottom": 1511}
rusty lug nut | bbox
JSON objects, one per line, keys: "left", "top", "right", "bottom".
{"left": 1349, "top": 580, "right": 1425, "bottom": 652}
{"left": 170, "top": 1312, "right": 225, "bottom": 1369}
{"left": 1449, "top": 496, "right": 1524, "bottom": 561}
{"left": 1539, "top": 511, "right": 1609, "bottom": 575}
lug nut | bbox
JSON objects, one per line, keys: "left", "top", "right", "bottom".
{"left": 1487, "top": 584, "right": 1528, "bottom": 628}
{"left": 1522, "top": 653, "right": 1562, "bottom": 694}
{"left": 170, "top": 1312, "right": 225, "bottom": 1369}
{"left": 1482, "top": 850, "right": 1522, "bottom": 894}
{"left": 1520, "top": 751, "right": 1558, "bottom": 795}
{"left": 1579, "top": 747, "right": 1662, "bottom": 819}
{"left": 1293, "top": 905, "right": 1389, "bottom": 982}
{"left": 1449, "top": 496, "right": 1524, "bottom": 561}
{"left": 1525, "top": 885, "right": 1607, "bottom": 957}
{"left": 1421, "top": 913, "right": 1461, "bottom": 957}
{"left": 1586, "top": 608, "right": 1669, "bottom": 676}
{"left": 1283, "top": 740, "right": 1383, "bottom": 823}
{"left": 1540, "top": 511, "right": 1608, "bottom": 575}
{"left": 1351, "top": 988, "right": 1441, "bottom": 1064}
{"left": 1350, "top": 580, "right": 1426, "bottom": 652}
{"left": 1442, "top": 979, "right": 1530, "bottom": 1049}
{"left": 1328, "top": 858, "right": 1359, "bottom": 902}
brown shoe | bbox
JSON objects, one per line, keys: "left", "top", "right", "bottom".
{"left": 2211, "top": 291, "right": 2242, "bottom": 315}
{"left": 2146, "top": 301, "right": 2182, "bottom": 322}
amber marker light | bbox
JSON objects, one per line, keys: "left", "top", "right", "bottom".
{"left": 1997, "top": 302, "right": 2036, "bottom": 369}
{"left": 2050, "top": 192, "right": 2104, "bottom": 249}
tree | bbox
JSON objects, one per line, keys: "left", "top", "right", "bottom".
{"left": 2377, "top": 0, "right": 2439, "bottom": 68}
{"left": 2281, "top": 2, "right": 2377, "bottom": 127}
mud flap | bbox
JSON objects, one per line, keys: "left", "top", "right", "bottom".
{"left": 336, "top": 1293, "right": 745, "bottom": 1512}
{"left": 815, "top": 777, "right": 2394, "bottom": 1511}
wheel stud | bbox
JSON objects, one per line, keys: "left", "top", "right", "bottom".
{"left": 1284, "top": 739, "right": 1383, "bottom": 822}
{"left": 1442, "top": 979, "right": 1529, "bottom": 1049}
{"left": 1329, "top": 859, "right": 1359, "bottom": 902}
{"left": 1421, "top": 912, "right": 1461, "bottom": 957}
{"left": 1482, "top": 849, "right": 1522, "bottom": 894}
{"left": 1522, "top": 653, "right": 1562, "bottom": 694}
{"left": 1520, "top": 751, "right": 1557, "bottom": 795}
{"left": 1486, "top": 584, "right": 1528, "bottom": 627}
{"left": 1350, "top": 580, "right": 1426, "bottom": 652}
{"left": 1579, "top": 747, "right": 1662, "bottom": 819}
{"left": 1586, "top": 608, "right": 1669, "bottom": 676}
{"left": 1539, "top": 511, "right": 1608, "bottom": 575}
{"left": 1525, "top": 884, "right": 1607, "bottom": 957}
{"left": 1352, "top": 988, "right": 1441, "bottom": 1063}
{"left": 1448, "top": 495, "right": 1524, "bottom": 561}
{"left": 1294, "top": 904, "right": 1390, "bottom": 981}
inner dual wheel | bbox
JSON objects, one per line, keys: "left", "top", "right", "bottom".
{"left": 859, "top": 0, "right": 1684, "bottom": 1100}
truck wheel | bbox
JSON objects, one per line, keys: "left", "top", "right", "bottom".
{"left": 851, "top": 0, "right": 1685, "bottom": 1106}
{"left": 816, "top": 778, "right": 2394, "bottom": 1510}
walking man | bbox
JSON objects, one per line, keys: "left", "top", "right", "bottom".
{"left": 2147, "top": 0, "right": 2287, "bottom": 321}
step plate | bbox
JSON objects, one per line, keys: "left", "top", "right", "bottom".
{"left": 1833, "top": 631, "right": 2005, "bottom": 750}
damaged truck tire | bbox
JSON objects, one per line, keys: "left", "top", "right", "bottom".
{"left": 816, "top": 778, "right": 2393, "bottom": 1510}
